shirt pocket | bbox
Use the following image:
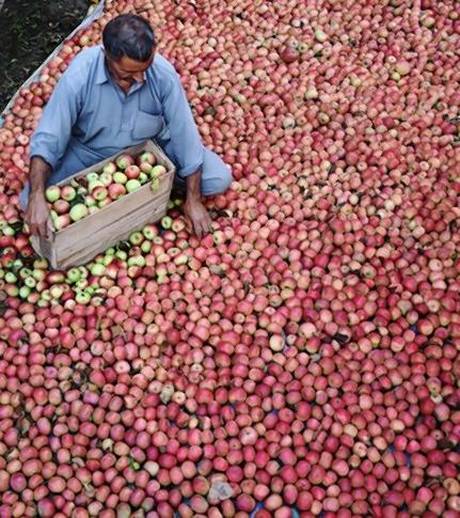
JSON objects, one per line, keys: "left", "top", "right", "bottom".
{"left": 132, "top": 110, "right": 165, "bottom": 140}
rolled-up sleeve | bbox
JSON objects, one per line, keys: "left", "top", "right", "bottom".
{"left": 161, "top": 72, "right": 204, "bottom": 177}
{"left": 30, "top": 75, "right": 81, "bottom": 171}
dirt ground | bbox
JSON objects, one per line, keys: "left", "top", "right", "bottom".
{"left": 0, "top": 0, "right": 88, "bottom": 111}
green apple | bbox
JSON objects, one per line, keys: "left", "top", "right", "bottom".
{"left": 139, "top": 172, "right": 148, "bottom": 184}
{"left": 61, "top": 185, "right": 76, "bottom": 201}
{"left": 69, "top": 203, "right": 89, "bottom": 222}
{"left": 18, "top": 267, "right": 32, "bottom": 280}
{"left": 141, "top": 241, "right": 152, "bottom": 253}
{"left": 150, "top": 165, "right": 167, "bottom": 177}
{"left": 139, "top": 151, "right": 156, "bottom": 165}
{"left": 128, "top": 255, "right": 146, "bottom": 267}
{"left": 75, "top": 279, "right": 88, "bottom": 290}
{"left": 115, "top": 250, "right": 128, "bottom": 261}
{"left": 129, "top": 231, "right": 144, "bottom": 245}
{"left": 103, "top": 162, "right": 116, "bottom": 175}
{"left": 50, "top": 285, "right": 64, "bottom": 299}
{"left": 79, "top": 266, "right": 88, "bottom": 278}
{"left": 5, "top": 272, "right": 17, "bottom": 283}
{"left": 24, "top": 276, "right": 37, "bottom": 288}
{"left": 86, "top": 172, "right": 100, "bottom": 183}
{"left": 99, "top": 172, "right": 113, "bottom": 186}
{"left": 45, "top": 185, "right": 61, "bottom": 203}
{"left": 161, "top": 216, "right": 172, "bottom": 229}
{"left": 88, "top": 180, "right": 104, "bottom": 192}
{"left": 66, "top": 267, "right": 81, "bottom": 284}
{"left": 90, "top": 263, "right": 105, "bottom": 276}
{"left": 142, "top": 224, "right": 158, "bottom": 240}
{"left": 54, "top": 214, "right": 71, "bottom": 231}
{"left": 19, "top": 286, "right": 31, "bottom": 299}
{"left": 126, "top": 179, "right": 141, "bottom": 193}
{"left": 98, "top": 198, "right": 111, "bottom": 209}
{"left": 93, "top": 186, "right": 108, "bottom": 201}
{"left": 75, "top": 290, "right": 91, "bottom": 305}
{"left": 113, "top": 172, "right": 128, "bottom": 184}
{"left": 84, "top": 195, "right": 97, "bottom": 207}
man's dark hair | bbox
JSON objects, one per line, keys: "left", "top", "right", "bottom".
{"left": 103, "top": 14, "right": 155, "bottom": 62}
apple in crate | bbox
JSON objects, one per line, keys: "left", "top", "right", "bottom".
{"left": 126, "top": 165, "right": 141, "bottom": 179}
{"left": 138, "top": 151, "right": 156, "bottom": 165}
{"left": 93, "top": 186, "right": 108, "bottom": 201}
{"left": 99, "top": 172, "right": 113, "bottom": 186}
{"left": 53, "top": 199, "right": 70, "bottom": 215}
{"left": 54, "top": 214, "right": 71, "bottom": 231}
{"left": 116, "top": 154, "right": 135, "bottom": 170}
{"left": 126, "top": 179, "right": 141, "bottom": 193}
{"left": 86, "top": 172, "right": 100, "bottom": 184}
{"left": 61, "top": 185, "right": 77, "bottom": 202}
{"left": 45, "top": 185, "right": 61, "bottom": 203}
{"left": 139, "top": 161, "right": 153, "bottom": 173}
{"left": 98, "top": 198, "right": 112, "bottom": 209}
{"left": 69, "top": 203, "right": 89, "bottom": 222}
{"left": 88, "top": 180, "right": 104, "bottom": 192}
{"left": 150, "top": 165, "right": 167, "bottom": 177}
{"left": 103, "top": 162, "right": 116, "bottom": 175}
{"left": 108, "top": 183, "right": 126, "bottom": 200}
{"left": 84, "top": 195, "right": 97, "bottom": 207}
{"left": 113, "top": 172, "right": 128, "bottom": 184}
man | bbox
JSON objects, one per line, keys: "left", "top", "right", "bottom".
{"left": 21, "top": 14, "right": 232, "bottom": 238}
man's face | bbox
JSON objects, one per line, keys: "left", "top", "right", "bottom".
{"left": 106, "top": 51, "right": 155, "bottom": 91}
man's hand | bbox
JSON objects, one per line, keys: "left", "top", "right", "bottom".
{"left": 25, "top": 193, "right": 52, "bottom": 238}
{"left": 184, "top": 199, "right": 212, "bottom": 238}
{"left": 184, "top": 169, "right": 212, "bottom": 237}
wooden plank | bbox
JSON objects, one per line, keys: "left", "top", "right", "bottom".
{"left": 56, "top": 189, "right": 171, "bottom": 259}
{"left": 56, "top": 199, "right": 169, "bottom": 269}
{"left": 31, "top": 140, "right": 176, "bottom": 269}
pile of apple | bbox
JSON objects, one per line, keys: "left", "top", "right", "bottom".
{"left": 0, "top": 0, "right": 459, "bottom": 517}
{"left": 45, "top": 151, "right": 167, "bottom": 230}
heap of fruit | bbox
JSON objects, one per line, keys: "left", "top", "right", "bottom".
{"left": 45, "top": 151, "right": 167, "bottom": 230}
{"left": 0, "top": 0, "right": 459, "bottom": 517}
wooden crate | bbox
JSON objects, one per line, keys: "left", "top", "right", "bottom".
{"left": 30, "top": 140, "right": 175, "bottom": 269}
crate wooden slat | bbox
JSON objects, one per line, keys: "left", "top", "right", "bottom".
{"left": 30, "top": 140, "right": 175, "bottom": 269}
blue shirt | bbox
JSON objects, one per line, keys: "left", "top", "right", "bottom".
{"left": 30, "top": 46, "right": 204, "bottom": 181}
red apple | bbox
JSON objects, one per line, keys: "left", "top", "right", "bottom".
{"left": 93, "top": 186, "right": 108, "bottom": 201}
{"left": 108, "top": 183, "right": 126, "bottom": 200}
{"left": 116, "top": 154, "right": 135, "bottom": 170}
{"left": 53, "top": 199, "right": 70, "bottom": 215}
{"left": 126, "top": 165, "right": 141, "bottom": 179}
{"left": 61, "top": 185, "right": 76, "bottom": 201}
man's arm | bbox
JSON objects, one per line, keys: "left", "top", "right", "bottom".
{"left": 25, "top": 157, "right": 53, "bottom": 238}
{"left": 25, "top": 72, "right": 82, "bottom": 236}
{"left": 159, "top": 62, "right": 211, "bottom": 236}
